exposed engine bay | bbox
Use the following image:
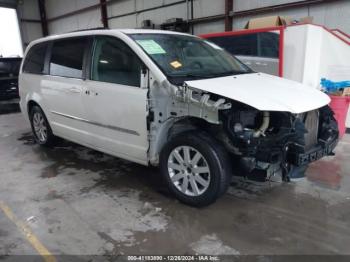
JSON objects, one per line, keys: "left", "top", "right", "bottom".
{"left": 156, "top": 82, "right": 338, "bottom": 182}
{"left": 218, "top": 102, "right": 339, "bottom": 181}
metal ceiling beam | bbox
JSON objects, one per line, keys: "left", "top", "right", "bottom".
{"left": 188, "top": 14, "right": 226, "bottom": 25}
{"left": 100, "top": 0, "right": 108, "bottom": 28}
{"left": 38, "top": 0, "right": 48, "bottom": 36}
{"left": 225, "top": 0, "right": 233, "bottom": 31}
{"left": 20, "top": 18, "right": 41, "bottom": 23}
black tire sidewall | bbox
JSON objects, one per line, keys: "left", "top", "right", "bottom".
{"left": 160, "top": 131, "right": 231, "bottom": 207}
{"left": 29, "top": 106, "right": 54, "bottom": 146}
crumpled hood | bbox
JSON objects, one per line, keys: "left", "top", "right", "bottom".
{"left": 185, "top": 73, "right": 330, "bottom": 114}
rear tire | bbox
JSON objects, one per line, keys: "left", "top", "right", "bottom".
{"left": 160, "top": 131, "right": 232, "bottom": 207}
{"left": 29, "top": 105, "right": 57, "bottom": 147}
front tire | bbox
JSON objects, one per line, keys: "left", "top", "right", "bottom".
{"left": 29, "top": 105, "right": 57, "bottom": 147}
{"left": 160, "top": 131, "right": 232, "bottom": 207}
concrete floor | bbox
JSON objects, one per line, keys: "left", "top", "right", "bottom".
{"left": 1, "top": 111, "right": 350, "bottom": 258}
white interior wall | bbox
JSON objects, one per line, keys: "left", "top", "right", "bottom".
{"left": 283, "top": 25, "right": 308, "bottom": 83}
{"left": 46, "top": 0, "right": 98, "bottom": 18}
{"left": 233, "top": 0, "right": 305, "bottom": 12}
{"left": 193, "top": 20, "right": 225, "bottom": 35}
{"left": 309, "top": 1, "right": 350, "bottom": 34}
{"left": 49, "top": 9, "right": 102, "bottom": 34}
{"left": 192, "top": 0, "right": 225, "bottom": 18}
{"left": 46, "top": 0, "right": 102, "bottom": 34}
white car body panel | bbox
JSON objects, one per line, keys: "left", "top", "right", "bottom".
{"left": 185, "top": 73, "right": 330, "bottom": 114}
{"left": 41, "top": 75, "right": 89, "bottom": 143}
{"left": 84, "top": 80, "right": 149, "bottom": 163}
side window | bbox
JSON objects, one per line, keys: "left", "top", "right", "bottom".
{"left": 91, "top": 37, "right": 142, "bottom": 87}
{"left": 258, "top": 32, "right": 279, "bottom": 58}
{"left": 49, "top": 38, "right": 87, "bottom": 78}
{"left": 209, "top": 34, "right": 258, "bottom": 57}
{"left": 22, "top": 42, "right": 47, "bottom": 74}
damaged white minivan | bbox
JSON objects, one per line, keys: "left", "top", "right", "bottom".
{"left": 19, "top": 29, "right": 339, "bottom": 206}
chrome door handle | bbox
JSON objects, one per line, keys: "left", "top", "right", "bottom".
{"left": 69, "top": 87, "right": 81, "bottom": 93}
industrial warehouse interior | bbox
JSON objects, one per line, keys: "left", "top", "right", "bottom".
{"left": 0, "top": 0, "right": 350, "bottom": 261}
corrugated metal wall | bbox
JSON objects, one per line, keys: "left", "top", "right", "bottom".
{"left": 46, "top": 0, "right": 102, "bottom": 33}
{"left": 16, "top": 0, "right": 43, "bottom": 45}
{"left": 11, "top": 0, "right": 350, "bottom": 42}
{"left": 232, "top": 1, "right": 350, "bottom": 33}
{"left": 233, "top": 0, "right": 305, "bottom": 11}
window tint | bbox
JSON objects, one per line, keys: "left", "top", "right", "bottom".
{"left": 209, "top": 34, "right": 258, "bottom": 56}
{"left": 258, "top": 32, "right": 279, "bottom": 58}
{"left": 22, "top": 43, "right": 47, "bottom": 74}
{"left": 50, "top": 38, "right": 87, "bottom": 78}
{"left": 91, "top": 37, "right": 142, "bottom": 87}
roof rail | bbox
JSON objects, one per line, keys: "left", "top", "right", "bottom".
{"left": 69, "top": 27, "right": 109, "bottom": 33}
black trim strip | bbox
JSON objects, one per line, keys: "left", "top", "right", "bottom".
{"left": 51, "top": 111, "right": 140, "bottom": 136}
{"left": 346, "top": 128, "right": 350, "bottom": 134}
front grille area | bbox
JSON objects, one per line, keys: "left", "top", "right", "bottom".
{"left": 303, "top": 110, "right": 319, "bottom": 150}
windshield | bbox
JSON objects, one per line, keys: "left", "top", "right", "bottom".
{"left": 129, "top": 33, "right": 252, "bottom": 85}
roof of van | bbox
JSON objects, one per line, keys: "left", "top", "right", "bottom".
{"left": 29, "top": 29, "right": 193, "bottom": 46}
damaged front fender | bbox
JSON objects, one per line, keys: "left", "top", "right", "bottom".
{"left": 170, "top": 85, "right": 232, "bottom": 124}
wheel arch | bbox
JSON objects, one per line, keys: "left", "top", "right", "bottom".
{"left": 25, "top": 90, "right": 46, "bottom": 114}
{"left": 158, "top": 127, "right": 232, "bottom": 206}
{"left": 149, "top": 116, "right": 225, "bottom": 166}
{"left": 27, "top": 100, "right": 41, "bottom": 115}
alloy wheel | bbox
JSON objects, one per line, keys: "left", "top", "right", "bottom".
{"left": 32, "top": 112, "right": 47, "bottom": 143}
{"left": 167, "top": 146, "right": 211, "bottom": 196}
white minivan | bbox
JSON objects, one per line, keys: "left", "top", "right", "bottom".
{"left": 19, "top": 29, "right": 339, "bottom": 206}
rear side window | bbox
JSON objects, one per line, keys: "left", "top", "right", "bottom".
{"left": 208, "top": 34, "right": 258, "bottom": 57}
{"left": 49, "top": 38, "right": 87, "bottom": 78}
{"left": 22, "top": 43, "right": 47, "bottom": 74}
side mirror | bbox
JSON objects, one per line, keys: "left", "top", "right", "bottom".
{"left": 140, "top": 67, "right": 149, "bottom": 89}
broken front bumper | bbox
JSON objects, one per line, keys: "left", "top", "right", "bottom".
{"left": 288, "top": 137, "right": 339, "bottom": 166}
